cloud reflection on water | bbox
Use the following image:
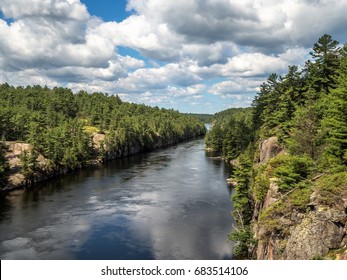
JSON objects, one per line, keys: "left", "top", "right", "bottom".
{"left": 0, "top": 140, "right": 234, "bottom": 259}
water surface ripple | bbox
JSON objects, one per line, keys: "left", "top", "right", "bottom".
{"left": 0, "top": 139, "right": 234, "bottom": 259}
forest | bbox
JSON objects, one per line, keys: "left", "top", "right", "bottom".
{"left": 205, "top": 34, "right": 347, "bottom": 259}
{"left": 0, "top": 85, "right": 206, "bottom": 189}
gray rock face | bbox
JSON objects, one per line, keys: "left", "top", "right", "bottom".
{"left": 259, "top": 137, "right": 283, "bottom": 164}
{"left": 264, "top": 178, "right": 281, "bottom": 208}
{"left": 284, "top": 208, "right": 346, "bottom": 259}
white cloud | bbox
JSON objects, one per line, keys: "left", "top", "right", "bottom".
{"left": 209, "top": 79, "right": 262, "bottom": 96}
{"left": 0, "top": 0, "right": 147, "bottom": 90}
{"left": 125, "top": 0, "right": 347, "bottom": 53}
{"left": 0, "top": 0, "right": 89, "bottom": 21}
{"left": 181, "top": 42, "right": 240, "bottom": 66}
{"left": 1, "top": 0, "right": 347, "bottom": 112}
{"left": 221, "top": 53, "right": 288, "bottom": 77}
{"left": 114, "top": 63, "right": 202, "bottom": 93}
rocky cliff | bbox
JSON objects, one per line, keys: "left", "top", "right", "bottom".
{"left": 2, "top": 141, "right": 68, "bottom": 192}
{"left": 1, "top": 132, "right": 201, "bottom": 193}
{"left": 252, "top": 137, "right": 347, "bottom": 260}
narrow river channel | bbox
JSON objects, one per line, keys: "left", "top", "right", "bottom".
{"left": 0, "top": 139, "right": 235, "bottom": 260}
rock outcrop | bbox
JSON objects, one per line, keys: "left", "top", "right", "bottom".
{"left": 253, "top": 137, "right": 347, "bottom": 260}
{"left": 2, "top": 142, "right": 64, "bottom": 192}
{"left": 284, "top": 206, "right": 346, "bottom": 259}
{"left": 5, "top": 142, "right": 31, "bottom": 187}
{"left": 259, "top": 136, "right": 283, "bottom": 164}
{"left": 264, "top": 178, "right": 281, "bottom": 208}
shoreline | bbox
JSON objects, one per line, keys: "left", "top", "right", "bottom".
{"left": 0, "top": 135, "right": 205, "bottom": 195}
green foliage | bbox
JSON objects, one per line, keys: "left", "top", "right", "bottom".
{"left": 313, "top": 172, "right": 347, "bottom": 206}
{"left": 231, "top": 152, "right": 254, "bottom": 225}
{"left": 83, "top": 126, "right": 100, "bottom": 135}
{"left": 319, "top": 55, "right": 347, "bottom": 171}
{"left": 268, "top": 154, "right": 314, "bottom": 192}
{"left": 258, "top": 185, "right": 313, "bottom": 234}
{"left": 185, "top": 113, "right": 213, "bottom": 123}
{"left": 210, "top": 34, "right": 347, "bottom": 258}
{"left": 252, "top": 165, "right": 270, "bottom": 202}
{"left": 20, "top": 150, "right": 39, "bottom": 181}
{"left": 288, "top": 187, "right": 312, "bottom": 211}
{"left": 228, "top": 225, "right": 257, "bottom": 259}
{"left": 309, "top": 34, "right": 340, "bottom": 95}
{"left": 0, "top": 84, "right": 206, "bottom": 174}
{"left": 258, "top": 200, "right": 289, "bottom": 234}
{"left": 205, "top": 124, "right": 224, "bottom": 151}
{"left": 205, "top": 108, "right": 253, "bottom": 160}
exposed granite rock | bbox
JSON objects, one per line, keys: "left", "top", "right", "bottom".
{"left": 226, "top": 178, "right": 238, "bottom": 187}
{"left": 1, "top": 142, "right": 68, "bottom": 192}
{"left": 255, "top": 205, "right": 347, "bottom": 259}
{"left": 284, "top": 207, "right": 346, "bottom": 259}
{"left": 259, "top": 136, "right": 283, "bottom": 164}
{"left": 5, "top": 142, "right": 31, "bottom": 188}
{"left": 255, "top": 185, "right": 347, "bottom": 259}
{"left": 92, "top": 133, "right": 105, "bottom": 149}
{"left": 264, "top": 178, "right": 281, "bottom": 208}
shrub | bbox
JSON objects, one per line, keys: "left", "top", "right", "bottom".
{"left": 269, "top": 154, "right": 314, "bottom": 192}
{"left": 228, "top": 225, "right": 257, "bottom": 259}
{"left": 253, "top": 164, "right": 270, "bottom": 202}
{"left": 314, "top": 172, "right": 347, "bottom": 206}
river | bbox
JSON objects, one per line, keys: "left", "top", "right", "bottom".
{"left": 0, "top": 139, "right": 235, "bottom": 260}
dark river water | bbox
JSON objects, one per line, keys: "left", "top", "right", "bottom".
{"left": 0, "top": 139, "right": 235, "bottom": 260}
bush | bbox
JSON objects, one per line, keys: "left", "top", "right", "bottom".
{"left": 228, "top": 226, "right": 257, "bottom": 259}
{"left": 288, "top": 185, "right": 313, "bottom": 212}
{"left": 258, "top": 201, "right": 289, "bottom": 234}
{"left": 314, "top": 172, "right": 347, "bottom": 206}
{"left": 268, "top": 154, "right": 314, "bottom": 192}
{"left": 253, "top": 164, "right": 270, "bottom": 202}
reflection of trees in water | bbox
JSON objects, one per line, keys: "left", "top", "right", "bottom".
{"left": 0, "top": 195, "right": 13, "bottom": 222}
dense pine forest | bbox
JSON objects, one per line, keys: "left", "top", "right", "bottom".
{"left": 205, "top": 107, "right": 253, "bottom": 161}
{"left": 206, "top": 34, "right": 347, "bottom": 259}
{"left": 0, "top": 85, "right": 206, "bottom": 190}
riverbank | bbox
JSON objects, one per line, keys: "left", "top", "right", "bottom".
{"left": 1, "top": 132, "right": 205, "bottom": 194}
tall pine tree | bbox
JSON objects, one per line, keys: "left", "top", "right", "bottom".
{"left": 310, "top": 34, "right": 340, "bottom": 95}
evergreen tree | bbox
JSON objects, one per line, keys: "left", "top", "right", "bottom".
{"left": 310, "top": 34, "right": 340, "bottom": 95}
{"left": 231, "top": 154, "right": 253, "bottom": 224}
{"left": 321, "top": 54, "right": 347, "bottom": 170}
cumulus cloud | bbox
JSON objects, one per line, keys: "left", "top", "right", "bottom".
{"left": 125, "top": 0, "right": 347, "bottom": 54}
{"left": 0, "top": 0, "right": 145, "bottom": 88}
{"left": 114, "top": 63, "right": 202, "bottom": 93}
{"left": 209, "top": 79, "right": 261, "bottom": 96}
{"left": 1, "top": 0, "right": 347, "bottom": 112}
{"left": 0, "top": 0, "right": 89, "bottom": 21}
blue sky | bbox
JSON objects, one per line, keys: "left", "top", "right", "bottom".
{"left": 1, "top": 0, "right": 347, "bottom": 114}
{"left": 81, "top": 0, "right": 130, "bottom": 22}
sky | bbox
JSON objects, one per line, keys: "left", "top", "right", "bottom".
{"left": 0, "top": 0, "right": 347, "bottom": 114}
